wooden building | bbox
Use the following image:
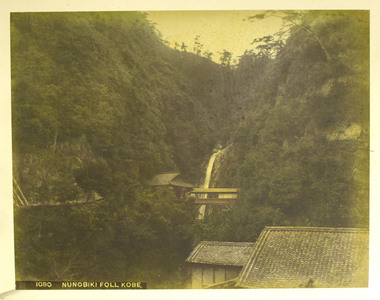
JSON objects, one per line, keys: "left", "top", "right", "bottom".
{"left": 235, "top": 226, "right": 369, "bottom": 288}
{"left": 149, "top": 172, "right": 194, "bottom": 201}
{"left": 188, "top": 226, "right": 369, "bottom": 289}
{"left": 185, "top": 241, "right": 255, "bottom": 288}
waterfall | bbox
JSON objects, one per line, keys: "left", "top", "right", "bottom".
{"left": 198, "top": 149, "right": 222, "bottom": 219}
{"left": 204, "top": 152, "right": 220, "bottom": 189}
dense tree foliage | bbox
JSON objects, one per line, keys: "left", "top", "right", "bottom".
{"left": 12, "top": 11, "right": 369, "bottom": 287}
{"left": 11, "top": 11, "right": 231, "bottom": 287}
{"left": 197, "top": 11, "right": 369, "bottom": 242}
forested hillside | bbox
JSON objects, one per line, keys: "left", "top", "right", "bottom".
{"left": 11, "top": 12, "right": 233, "bottom": 288}
{"left": 11, "top": 11, "right": 369, "bottom": 288}
{"left": 196, "top": 11, "right": 369, "bottom": 242}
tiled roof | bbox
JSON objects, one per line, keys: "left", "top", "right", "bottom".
{"left": 236, "top": 226, "right": 369, "bottom": 288}
{"left": 186, "top": 241, "right": 256, "bottom": 267}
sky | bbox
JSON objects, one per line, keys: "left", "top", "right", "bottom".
{"left": 146, "top": 11, "right": 284, "bottom": 64}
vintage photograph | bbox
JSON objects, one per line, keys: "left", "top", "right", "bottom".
{"left": 10, "top": 10, "right": 369, "bottom": 289}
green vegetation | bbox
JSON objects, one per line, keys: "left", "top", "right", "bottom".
{"left": 11, "top": 11, "right": 230, "bottom": 288}
{"left": 12, "top": 11, "right": 369, "bottom": 287}
{"left": 197, "top": 11, "right": 369, "bottom": 242}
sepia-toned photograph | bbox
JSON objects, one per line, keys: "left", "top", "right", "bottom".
{"left": 8, "top": 8, "right": 370, "bottom": 291}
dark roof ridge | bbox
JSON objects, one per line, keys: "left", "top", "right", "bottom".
{"left": 199, "top": 241, "right": 255, "bottom": 246}
{"left": 264, "top": 226, "right": 369, "bottom": 232}
{"left": 236, "top": 228, "right": 271, "bottom": 287}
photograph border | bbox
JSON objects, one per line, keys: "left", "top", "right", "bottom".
{"left": 1, "top": 0, "right": 380, "bottom": 299}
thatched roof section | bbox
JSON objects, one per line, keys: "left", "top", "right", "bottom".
{"left": 236, "top": 226, "right": 369, "bottom": 288}
{"left": 186, "top": 241, "right": 255, "bottom": 267}
{"left": 149, "top": 172, "right": 180, "bottom": 185}
{"left": 170, "top": 178, "right": 194, "bottom": 188}
{"left": 149, "top": 172, "right": 194, "bottom": 188}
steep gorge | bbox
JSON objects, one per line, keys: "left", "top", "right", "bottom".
{"left": 11, "top": 11, "right": 369, "bottom": 287}
{"left": 11, "top": 11, "right": 236, "bottom": 287}
{"left": 11, "top": 12, "right": 234, "bottom": 203}
{"left": 197, "top": 11, "right": 369, "bottom": 244}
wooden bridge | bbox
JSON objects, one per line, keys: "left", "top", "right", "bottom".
{"left": 190, "top": 188, "right": 239, "bottom": 204}
{"left": 190, "top": 188, "right": 239, "bottom": 217}
{"left": 13, "top": 175, "right": 238, "bottom": 216}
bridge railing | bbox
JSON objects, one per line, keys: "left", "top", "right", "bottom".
{"left": 190, "top": 188, "right": 239, "bottom": 204}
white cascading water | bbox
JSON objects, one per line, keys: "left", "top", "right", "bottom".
{"left": 204, "top": 152, "right": 219, "bottom": 188}
{"left": 198, "top": 150, "right": 221, "bottom": 219}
